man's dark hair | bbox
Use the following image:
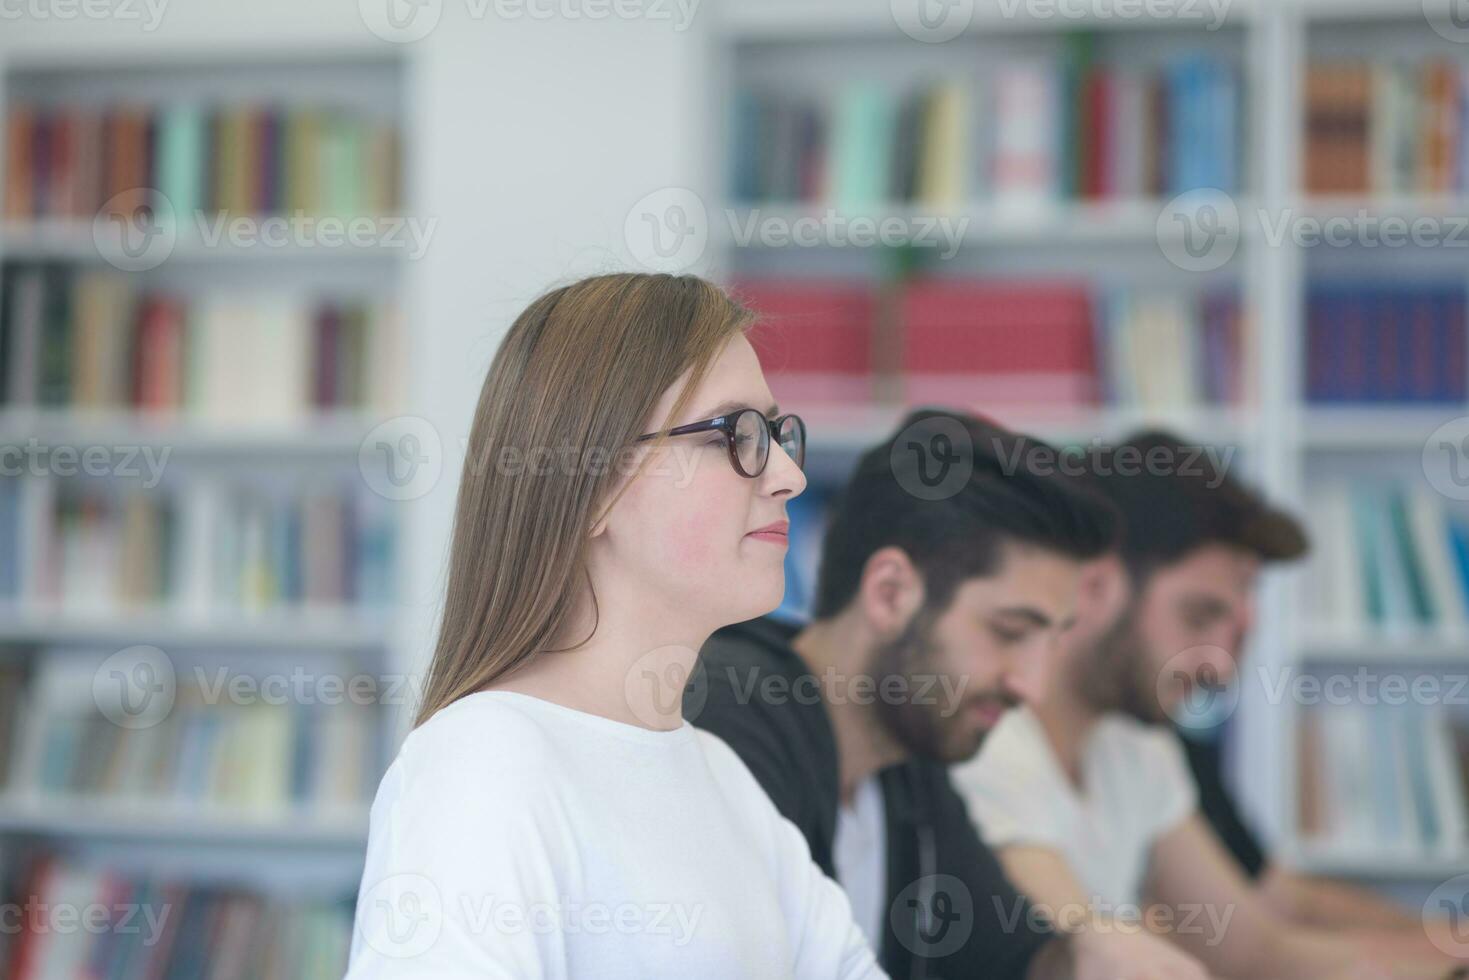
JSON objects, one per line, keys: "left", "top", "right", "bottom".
{"left": 1090, "top": 429, "right": 1308, "bottom": 584}
{"left": 812, "top": 409, "right": 1119, "bottom": 619}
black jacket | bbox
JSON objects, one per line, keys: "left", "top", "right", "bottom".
{"left": 688, "top": 617, "right": 1055, "bottom": 980}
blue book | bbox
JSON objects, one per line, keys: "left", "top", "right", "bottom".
{"left": 1447, "top": 519, "right": 1469, "bottom": 609}
{"left": 290, "top": 703, "right": 316, "bottom": 804}
{"left": 1216, "top": 62, "right": 1240, "bottom": 192}
{"left": 0, "top": 478, "right": 16, "bottom": 598}
{"left": 774, "top": 488, "right": 828, "bottom": 623}
{"left": 1166, "top": 59, "right": 1192, "bottom": 193}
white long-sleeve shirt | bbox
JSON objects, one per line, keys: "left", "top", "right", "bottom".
{"left": 346, "top": 690, "right": 886, "bottom": 979}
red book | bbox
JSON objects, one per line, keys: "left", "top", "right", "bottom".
{"left": 47, "top": 112, "right": 76, "bottom": 217}
{"left": 29, "top": 113, "right": 51, "bottom": 219}
{"left": 3, "top": 106, "right": 32, "bottom": 220}
{"left": 313, "top": 305, "right": 341, "bottom": 408}
{"left": 103, "top": 107, "right": 150, "bottom": 215}
{"left": 1083, "top": 69, "right": 1113, "bottom": 200}
{"left": 7, "top": 855, "right": 58, "bottom": 980}
{"left": 133, "top": 295, "right": 185, "bottom": 413}
{"left": 901, "top": 279, "right": 1097, "bottom": 408}
{"left": 70, "top": 110, "right": 104, "bottom": 219}
{"left": 735, "top": 280, "right": 874, "bottom": 404}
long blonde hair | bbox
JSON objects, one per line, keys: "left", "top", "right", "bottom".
{"left": 415, "top": 273, "right": 753, "bottom": 726}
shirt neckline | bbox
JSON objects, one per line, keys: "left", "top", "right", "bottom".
{"left": 453, "top": 689, "right": 697, "bottom": 745}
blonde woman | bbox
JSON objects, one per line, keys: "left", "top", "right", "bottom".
{"left": 347, "top": 273, "right": 885, "bottom": 978}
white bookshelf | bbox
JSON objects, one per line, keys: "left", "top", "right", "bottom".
{"left": 0, "top": 42, "right": 411, "bottom": 936}
{"left": 707, "top": 0, "right": 1469, "bottom": 889}
{"left": 1, "top": 218, "right": 413, "bottom": 262}
{"left": 0, "top": 796, "right": 368, "bottom": 848}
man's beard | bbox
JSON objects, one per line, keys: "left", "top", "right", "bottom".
{"left": 1083, "top": 606, "right": 1165, "bottom": 724}
{"left": 870, "top": 609, "right": 1018, "bottom": 764}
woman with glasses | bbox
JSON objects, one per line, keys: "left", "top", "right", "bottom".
{"left": 346, "top": 273, "right": 885, "bottom": 979}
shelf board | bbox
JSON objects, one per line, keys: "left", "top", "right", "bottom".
{"left": 715, "top": 0, "right": 1255, "bottom": 40}
{"left": 0, "top": 795, "right": 368, "bottom": 847}
{"left": 1303, "top": 407, "right": 1467, "bottom": 451}
{"left": 1297, "top": 195, "right": 1469, "bottom": 221}
{"left": 0, "top": 409, "right": 387, "bottom": 456}
{"left": 1296, "top": 0, "right": 1457, "bottom": 23}
{"left": 716, "top": 198, "right": 1251, "bottom": 250}
{"left": 0, "top": 219, "right": 415, "bottom": 263}
{"left": 1299, "top": 629, "right": 1469, "bottom": 664}
{"left": 0, "top": 605, "right": 394, "bottom": 650}
{"left": 0, "top": 43, "right": 402, "bottom": 74}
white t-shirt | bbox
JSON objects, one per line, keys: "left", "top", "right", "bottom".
{"left": 832, "top": 775, "right": 886, "bottom": 951}
{"left": 950, "top": 707, "right": 1197, "bottom": 907}
{"left": 346, "top": 690, "right": 885, "bottom": 980}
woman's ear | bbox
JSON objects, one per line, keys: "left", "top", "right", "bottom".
{"left": 857, "top": 546, "right": 925, "bottom": 639}
{"left": 588, "top": 498, "right": 612, "bottom": 539}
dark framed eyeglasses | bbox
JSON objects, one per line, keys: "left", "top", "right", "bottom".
{"left": 635, "top": 408, "right": 806, "bottom": 478}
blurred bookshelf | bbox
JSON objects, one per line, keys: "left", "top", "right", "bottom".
{"left": 705, "top": 0, "right": 1469, "bottom": 891}
{"left": 0, "top": 47, "right": 406, "bottom": 974}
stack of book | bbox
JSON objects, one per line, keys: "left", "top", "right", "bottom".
{"left": 1302, "top": 483, "right": 1469, "bottom": 639}
{"left": 1305, "top": 59, "right": 1469, "bottom": 197}
{"left": 3, "top": 103, "right": 399, "bottom": 220}
{"left": 12, "top": 652, "right": 377, "bottom": 815}
{"left": 1298, "top": 703, "right": 1469, "bottom": 859}
{"left": 738, "top": 279, "right": 877, "bottom": 405}
{"left": 732, "top": 46, "right": 1241, "bottom": 207}
{"left": 1095, "top": 288, "right": 1246, "bottom": 409}
{"left": 1304, "top": 283, "right": 1467, "bottom": 404}
{"left": 901, "top": 278, "right": 1099, "bottom": 406}
{"left": 8, "top": 477, "right": 394, "bottom": 614}
{"left": 4, "top": 855, "right": 352, "bottom": 978}
{"left": 0, "top": 265, "right": 405, "bottom": 420}
{"left": 738, "top": 277, "right": 1247, "bottom": 412}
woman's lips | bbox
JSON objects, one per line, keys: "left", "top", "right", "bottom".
{"left": 746, "top": 521, "right": 790, "bottom": 545}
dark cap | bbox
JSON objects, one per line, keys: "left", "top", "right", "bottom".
{"left": 1089, "top": 430, "right": 1308, "bottom": 573}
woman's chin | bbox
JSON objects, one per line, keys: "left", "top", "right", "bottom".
{"left": 738, "top": 572, "right": 787, "bottom": 620}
